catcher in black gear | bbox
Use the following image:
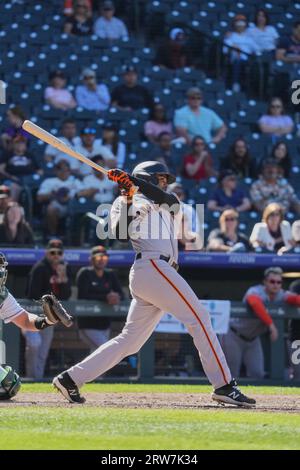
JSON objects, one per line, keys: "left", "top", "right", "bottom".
{"left": 0, "top": 252, "right": 73, "bottom": 399}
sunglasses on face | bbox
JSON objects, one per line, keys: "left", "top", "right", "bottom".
{"left": 93, "top": 254, "right": 108, "bottom": 261}
{"left": 194, "top": 141, "right": 205, "bottom": 146}
{"left": 225, "top": 217, "right": 237, "bottom": 222}
{"left": 269, "top": 212, "right": 281, "bottom": 217}
{"left": 268, "top": 279, "right": 282, "bottom": 285}
{"left": 49, "top": 250, "right": 63, "bottom": 256}
{"left": 189, "top": 96, "right": 201, "bottom": 100}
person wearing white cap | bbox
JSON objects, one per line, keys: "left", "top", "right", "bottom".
{"left": 223, "top": 15, "right": 259, "bottom": 92}
{"left": 94, "top": 1, "right": 128, "bottom": 41}
{"left": 154, "top": 28, "right": 194, "bottom": 70}
{"left": 75, "top": 68, "right": 110, "bottom": 112}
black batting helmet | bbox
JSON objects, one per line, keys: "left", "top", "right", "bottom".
{"left": 132, "top": 161, "right": 176, "bottom": 185}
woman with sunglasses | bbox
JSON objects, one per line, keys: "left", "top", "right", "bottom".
{"left": 207, "top": 209, "right": 251, "bottom": 252}
{"left": 182, "top": 135, "right": 216, "bottom": 181}
{"left": 258, "top": 97, "right": 294, "bottom": 138}
{"left": 144, "top": 103, "right": 173, "bottom": 144}
{"left": 64, "top": 0, "right": 93, "bottom": 36}
{"left": 250, "top": 202, "right": 293, "bottom": 254}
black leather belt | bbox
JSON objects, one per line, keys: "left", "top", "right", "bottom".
{"left": 230, "top": 327, "right": 255, "bottom": 343}
{"left": 135, "top": 253, "right": 179, "bottom": 271}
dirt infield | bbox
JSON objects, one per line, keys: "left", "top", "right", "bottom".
{"left": 1, "top": 392, "right": 299, "bottom": 413}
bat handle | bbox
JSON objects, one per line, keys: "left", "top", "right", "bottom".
{"left": 128, "top": 185, "right": 138, "bottom": 197}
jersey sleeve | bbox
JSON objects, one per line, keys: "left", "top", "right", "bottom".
{"left": 0, "top": 293, "right": 24, "bottom": 324}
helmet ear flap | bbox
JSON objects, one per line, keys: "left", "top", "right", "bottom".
{"left": 151, "top": 175, "right": 159, "bottom": 185}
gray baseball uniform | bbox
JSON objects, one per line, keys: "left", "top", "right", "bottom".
{"left": 67, "top": 190, "right": 232, "bottom": 389}
{"left": 221, "top": 284, "right": 288, "bottom": 378}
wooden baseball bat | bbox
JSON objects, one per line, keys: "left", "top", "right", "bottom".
{"left": 22, "top": 120, "right": 108, "bottom": 175}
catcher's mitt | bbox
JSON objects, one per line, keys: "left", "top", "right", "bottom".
{"left": 107, "top": 169, "right": 136, "bottom": 196}
{"left": 41, "top": 294, "right": 73, "bottom": 328}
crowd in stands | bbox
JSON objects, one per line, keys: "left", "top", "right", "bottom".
{"left": 0, "top": 1, "right": 300, "bottom": 254}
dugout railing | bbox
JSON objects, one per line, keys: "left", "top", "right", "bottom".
{"left": 1, "top": 300, "right": 300, "bottom": 384}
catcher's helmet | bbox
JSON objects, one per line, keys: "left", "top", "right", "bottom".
{"left": 0, "top": 252, "right": 8, "bottom": 291}
{"left": 132, "top": 161, "right": 176, "bottom": 185}
{"left": 0, "top": 365, "right": 21, "bottom": 400}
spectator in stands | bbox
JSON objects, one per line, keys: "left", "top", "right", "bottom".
{"left": 223, "top": 14, "right": 259, "bottom": 92}
{"left": 0, "top": 202, "right": 34, "bottom": 246}
{"left": 1, "top": 106, "right": 29, "bottom": 151}
{"left": 149, "top": 132, "right": 178, "bottom": 175}
{"left": 276, "top": 21, "right": 300, "bottom": 64}
{"left": 75, "top": 68, "right": 110, "bottom": 112}
{"left": 74, "top": 127, "right": 116, "bottom": 174}
{"left": 0, "top": 136, "right": 41, "bottom": 180}
{"left": 207, "top": 170, "right": 251, "bottom": 213}
{"left": 250, "top": 159, "right": 300, "bottom": 214}
{"left": 220, "top": 138, "right": 257, "bottom": 179}
{"left": 44, "top": 119, "right": 81, "bottom": 173}
{"left": 220, "top": 267, "right": 293, "bottom": 379}
{"left": 207, "top": 209, "right": 251, "bottom": 252}
{"left": 280, "top": 220, "right": 300, "bottom": 255}
{"left": 111, "top": 65, "right": 154, "bottom": 111}
{"left": 78, "top": 155, "right": 117, "bottom": 203}
{"left": 76, "top": 245, "right": 125, "bottom": 352}
{"left": 94, "top": 0, "right": 128, "bottom": 41}
{"left": 44, "top": 71, "right": 76, "bottom": 111}
{"left": 258, "top": 97, "right": 294, "bottom": 138}
{"left": 64, "top": 0, "right": 93, "bottom": 36}
{"left": 168, "top": 182, "right": 203, "bottom": 251}
{"left": 144, "top": 103, "right": 173, "bottom": 144}
{"left": 247, "top": 9, "right": 279, "bottom": 53}
{"left": 64, "top": 0, "right": 92, "bottom": 16}
{"left": 25, "top": 239, "right": 72, "bottom": 379}
{"left": 182, "top": 135, "right": 216, "bottom": 181}
{"left": 37, "top": 160, "right": 83, "bottom": 236}
{"left": 0, "top": 185, "right": 11, "bottom": 223}
{"left": 266, "top": 141, "right": 292, "bottom": 179}
{"left": 174, "top": 87, "right": 227, "bottom": 145}
{"left": 250, "top": 203, "right": 293, "bottom": 253}
{"left": 154, "top": 28, "right": 194, "bottom": 70}
{"left": 288, "top": 277, "right": 300, "bottom": 379}
{"left": 99, "top": 122, "right": 126, "bottom": 169}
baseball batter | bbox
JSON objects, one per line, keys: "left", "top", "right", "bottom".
{"left": 53, "top": 162, "right": 255, "bottom": 407}
{"left": 0, "top": 252, "right": 73, "bottom": 400}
